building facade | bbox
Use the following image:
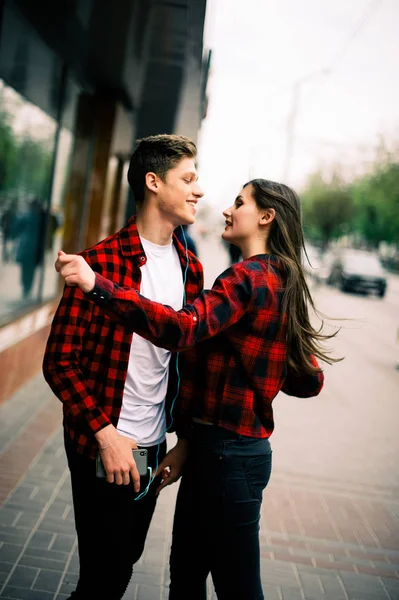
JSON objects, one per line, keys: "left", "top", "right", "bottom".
{"left": 0, "top": 0, "right": 209, "bottom": 403}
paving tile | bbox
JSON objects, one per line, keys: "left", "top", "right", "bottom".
{"left": 0, "top": 562, "right": 14, "bottom": 576}
{"left": 38, "top": 517, "right": 75, "bottom": 535}
{"left": 340, "top": 572, "right": 389, "bottom": 594}
{"left": 347, "top": 594, "right": 389, "bottom": 600}
{"left": 3, "top": 499, "right": 48, "bottom": 513}
{"left": 0, "top": 509, "right": 22, "bottom": 527}
{"left": 63, "top": 572, "right": 78, "bottom": 584}
{"left": 10, "top": 514, "right": 40, "bottom": 529}
{"left": 24, "top": 545, "right": 69, "bottom": 563}
{"left": 0, "top": 527, "right": 31, "bottom": 546}
{"left": 141, "top": 549, "right": 166, "bottom": 567}
{"left": 136, "top": 583, "right": 161, "bottom": 600}
{"left": 382, "top": 577, "right": 399, "bottom": 594}
{"left": 44, "top": 502, "right": 72, "bottom": 520}
{"left": 32, "top": 568, "right": 63, "bottom": 592}
{"left": 0, "top": 544, "right": 23, "bottom": 564}
{"left": 1, "top": 586, "right": 54, "bottom": 600}
{"left": 50, "top": 533, "right": 75, "bottom": 553}
{"left": 18, "top": 554, "right": 66, "bottom": 572}
{"left": 58, "top": 581, "right": 77, "bottom": 597}
{"left": 7, "top": 565, "right": 38, "bottom": 588}
{"left": 304, "top": 595, "right": 347, "bottom": 600}
{"left": 298, "top": 572, "right": 324, "bottom": 596}
{"left": 259, "top": 585, "right": 282, "bottom": 600}
{"left": 315, "top": 573, "right": 345, "bottom": 594}
{"left": 280, "top": 587, "right": 304, "bottom": 600}
{"left": 132, "top": 569, "right": 163, "bottom": 587}
{"left": 27, "top": 531, "right": 54, "bottom": 550}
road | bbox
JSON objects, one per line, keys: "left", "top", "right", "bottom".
{"left": 272, "top": 272, "right": 399, "bottom": 491}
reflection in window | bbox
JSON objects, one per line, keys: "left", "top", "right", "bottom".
{"left": 0, "top": 79, "right": 57, "bottom": 324}
{"left": 42, "top": 120, "right": 76, "bottom": 303}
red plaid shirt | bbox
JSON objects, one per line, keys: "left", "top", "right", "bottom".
{"left": 88, "top": 255, "right": 324, "bottom": 439}
{"left": 42, "top": 216, "right": 204, "bottom": 458}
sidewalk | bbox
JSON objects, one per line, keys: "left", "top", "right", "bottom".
{"left": 0, "top": 237, "right": 399, "bottom": 599}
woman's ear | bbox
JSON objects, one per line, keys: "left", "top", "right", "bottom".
{"left": 260, "top": 208, "right": 276, "bottom": 225}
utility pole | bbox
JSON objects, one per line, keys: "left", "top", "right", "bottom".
{"left": 282, "top": 68, "right": 330, "bottom": 182}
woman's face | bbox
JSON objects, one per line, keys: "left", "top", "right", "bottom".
{"left": 222, "top": 184, "right": 264, "bottom": 247}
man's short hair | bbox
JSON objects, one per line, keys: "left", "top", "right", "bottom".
{"left": 127, "top": 134, "right": 197, "bottom": 206}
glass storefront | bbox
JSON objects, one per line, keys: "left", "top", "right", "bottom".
{"left": 41, "top": 78, "right": 79, "bottom": 303}
{"left": 0, "top": 2, "right": 79, "bottom": 325}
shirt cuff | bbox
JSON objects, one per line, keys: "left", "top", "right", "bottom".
{"left": 85, "top": 273, "right": 114, "bottom": 305}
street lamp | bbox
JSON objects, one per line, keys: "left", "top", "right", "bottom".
{"left": 282, "top": 68, "right": 330, "bottom": 182}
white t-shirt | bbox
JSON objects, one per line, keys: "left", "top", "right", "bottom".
{"left": 117, "top": 237, "right": 184, "bottom": 446}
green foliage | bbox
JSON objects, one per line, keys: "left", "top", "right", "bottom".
{"left": 301, "top": 154, "right": 399, "bottom": 248}
{"left": 0, "top": 110, "right": 53, "bottom": 203}
{"left": 0, "top": 111, "right": 18, "bottom": 191}
{"left": 302, "top": 171, "right": 354, "bottom": 247}
{"left": 351, "top": 162, "right": 399, "bottom": 247}
{"left": 17, "top": 137, "right": 54, "bottom": 198}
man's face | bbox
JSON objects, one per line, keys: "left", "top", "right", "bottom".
{"left": 156, "top": 158, "right": 204, "bottom": 226}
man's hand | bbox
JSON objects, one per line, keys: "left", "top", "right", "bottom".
{"left": 156, "top": 439, "right": 189, "bottom": 495}
{"left": 55, "top": 251, "right": 95, "bottom": 293}
{"left": 95, "top": 425, "right": 140, "bottom": 492}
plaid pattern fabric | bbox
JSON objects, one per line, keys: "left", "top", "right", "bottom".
{"left": 42, "top": 216, "right": 204, "bottom": 458}
{"left": 88, "top": 255, "right": 324, "bottom": 439}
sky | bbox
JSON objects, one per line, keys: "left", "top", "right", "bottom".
{"left": 197, "top": 0, "right": 399, "bottom": 215}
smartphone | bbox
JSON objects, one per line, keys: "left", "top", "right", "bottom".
{"left": 96, "top": 448, "right": 149, "bottom": 478}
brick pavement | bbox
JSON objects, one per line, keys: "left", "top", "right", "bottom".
{"left": 1, "top": 373, "right": 398, "bottom": 599}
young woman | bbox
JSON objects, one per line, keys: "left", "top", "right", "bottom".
{"left": 56, "top": 179, "right": 336, "bottom": 600}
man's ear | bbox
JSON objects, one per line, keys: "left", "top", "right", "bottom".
{"left": 260, "top": 208, "right": 276, "bottom": 226}
{"left": 145, "top": 172, "right": 159, "bottom": 194}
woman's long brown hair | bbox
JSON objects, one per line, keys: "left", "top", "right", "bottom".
{"left": 246, "top": 179, "right": 339, "bottom": 374}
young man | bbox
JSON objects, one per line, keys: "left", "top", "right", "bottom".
{"left": 43, "top": 135, "right": 204, "bottom": 600}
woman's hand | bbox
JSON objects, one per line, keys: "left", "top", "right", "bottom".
{"left": 156, "top": 439, "right": 189, "bottom": 495}
{"left": 55, "top": 250, "right": 95, "bottom": 293}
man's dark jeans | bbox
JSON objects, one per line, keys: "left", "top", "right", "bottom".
{"left": 65, "top": 437, "right": 166, "bottom": 600}
{"left": 169, "top": 423, "right": 272, "bottom": 600}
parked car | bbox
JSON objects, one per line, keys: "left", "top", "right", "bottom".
{"left": 327, "top": 250, "right": 387, "bottom": 297}
{"left": 317, "top": 250, "right": 338, "bottom": 285}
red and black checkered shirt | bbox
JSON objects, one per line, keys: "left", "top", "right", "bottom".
{"left": 42, "top": 216, "right": 204, "bottom": 458}
{"left": 88, "top": 254, "right": 324, "bottom": 440}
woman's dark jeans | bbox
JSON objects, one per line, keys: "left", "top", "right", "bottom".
{"left": 169, "top": 423, "right": 272, "bottom": 600}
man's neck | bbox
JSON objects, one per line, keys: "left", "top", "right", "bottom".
{"left": 135, "top": 205, "right": 175, "bottom": 246}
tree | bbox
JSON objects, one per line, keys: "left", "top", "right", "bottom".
{"left": 301, "top": 170, "right": 354, "bottom": 248}
{"left": 0, "top": 111, "right": 18, "bottom": 193}
{"left": 351, "top": 161, "right": 399, "bottom": 247}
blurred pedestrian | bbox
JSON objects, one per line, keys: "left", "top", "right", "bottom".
{"left": 56, "top": 179, "right": 339, "bottom": 600}
{"left": 13, "top": 198, "right": 46, "bottom": 298}
{"left": 43, "top": 135, "right": 204, "bottom": 600}
{"left": 0, "top": 202, "right": 16, "bottom": 263}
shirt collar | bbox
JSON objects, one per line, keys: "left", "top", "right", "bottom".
{"left": 118, "top": 215, "right": 191, "bottom": 268}
{"left": 118, "top": 215, "right": 145, "bottom": 258}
